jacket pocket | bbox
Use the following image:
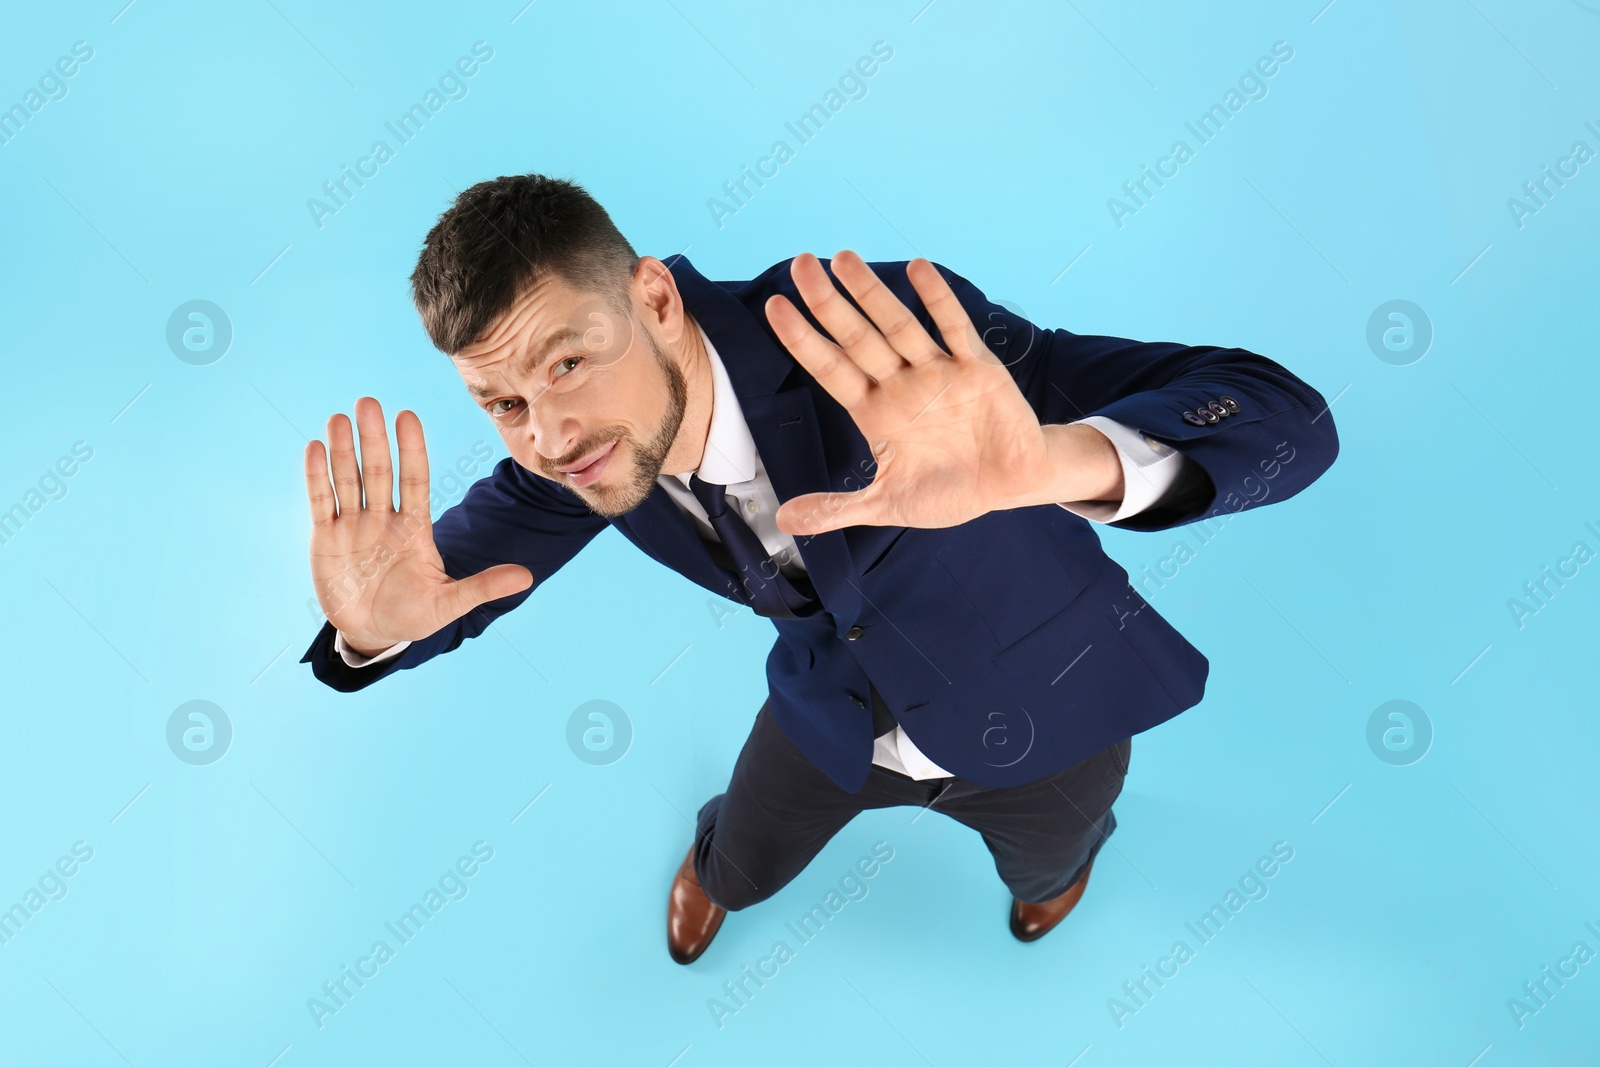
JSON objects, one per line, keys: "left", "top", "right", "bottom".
{"left": 855, "top": 525, "right": 910, "bottom": 578}
{"left": 991, "top": 596, "right": 1183, "bottom": 722}
{"left": 934, "top": 513, "right": 1088, "bottom": 650}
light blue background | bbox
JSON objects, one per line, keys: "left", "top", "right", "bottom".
{"left": 1, "top": 0, "right": 1596, "bottom": 1064}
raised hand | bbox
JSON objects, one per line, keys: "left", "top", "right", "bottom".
{"left": 304, "top": 396, "right": 532, "bottom": 656}
{"left": 763, "top": 252, "right": 1118, "bottom": 535}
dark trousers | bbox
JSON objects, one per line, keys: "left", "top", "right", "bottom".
{"left": 692, "top": 691, "right": 1132, "bottom": 910}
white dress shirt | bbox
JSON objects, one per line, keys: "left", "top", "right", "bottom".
{"left": 335, "top": 322, "right": 1195, "bottom": 780}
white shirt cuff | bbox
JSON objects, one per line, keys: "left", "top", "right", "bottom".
{"left": 333, "top": 630, "right": 412, "bottom": 668}
{"left": 1057, "top": 415, "right": 1189, "bottom": 523}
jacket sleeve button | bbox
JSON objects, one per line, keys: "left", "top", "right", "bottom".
{"left": 845, "top": 626, "right": 864, "bottom": 640}
{"left": 1182, "top": 410, "right": 1207, "bottom": 426}
{"left": 1219, "top": 395, "right": 1240, "bottom": 413}
{"left": 850, "top": 693, "right": 866, "bottom": 708}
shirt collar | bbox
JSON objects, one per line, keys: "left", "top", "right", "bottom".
{"left": 669, "top": 320, "right": 756, "bottom": 488}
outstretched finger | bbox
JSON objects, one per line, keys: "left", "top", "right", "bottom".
{"left": 326, "top": 411, "right": 360, "bottom": 516}
{"left": 355, "top": 396, "right": 394, "bottom": 511}
{"left": 451, "top": 563, "right": 534, "bottom": 619}
{"left": 395, "top": 409, "right": 431, "bottom": 522}
{"left": 906, "top": 259, "right": 993, "bottom": 364}
{"left": 765, "top": 294, "right": 872, "bottom": 410}
{"left": 831, "top": 251, "right": 944, "bottom": 366}
{"left": 789, "top": 252, "right": 906, "bottom": 381}
{"left": 775, "top": 486, "right": 884, "bottom": 536}
{"left": 304, "top": 440, "right": 336, "bottom": 526}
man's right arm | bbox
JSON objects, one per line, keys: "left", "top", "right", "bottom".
{"left": 300, "top": 455, "right": 610, "bottom": 693}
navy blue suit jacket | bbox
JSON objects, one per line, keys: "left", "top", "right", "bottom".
{"left": 301, "top": 254, "right": 1339, "bottom": 792}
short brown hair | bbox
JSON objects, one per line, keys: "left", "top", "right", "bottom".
{"left": 409, "top": 174, "right": 638, "bottom": 354}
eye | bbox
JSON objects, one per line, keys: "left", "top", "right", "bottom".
{"left": 553, "top": 355, "right": 583, "bottom": 378}
{"left": 487, "top": 398, "right": 522, "bottom": 417}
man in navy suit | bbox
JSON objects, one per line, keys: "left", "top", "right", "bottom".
{"left": 300, "top": 175, "right": 1338, "bottom": 963}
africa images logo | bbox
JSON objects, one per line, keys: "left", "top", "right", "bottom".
{"left": 566, "top": 700, "right": 633, "bottom": 766}
{"left": 166, "top": 700, "right": 232, "bottom": 766}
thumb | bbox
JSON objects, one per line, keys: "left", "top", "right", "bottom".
{"left": 776, "top": 489, "right": 881, "bottom": 536}
{"left": 452, "top": 563, "right": 534, "bottom": 616}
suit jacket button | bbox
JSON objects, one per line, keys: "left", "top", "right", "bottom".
{"left": 1207, "top": 400, "right": 1229, "bottom": 417}
{"left": 1219, "top": 395, "right": 1240, "bottom": 413}
{"left": 1182, "top": 410, "right": 1206, "bottom": 426}
{"left": 845, "top": 626, "right": 864, "bottom": 640}
{"left": 1199, "top": 407, "right": 1220, "bottom": 424}
{"left": 850, "top": 693, "right": 866, "bottom": 708}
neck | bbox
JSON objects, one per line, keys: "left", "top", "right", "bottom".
{"left": 661, "top": 313, "right": 714, "bottom": 477}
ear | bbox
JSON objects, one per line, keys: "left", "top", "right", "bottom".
{"left": 633, "top": 256, "right": 687, "bottom": 343}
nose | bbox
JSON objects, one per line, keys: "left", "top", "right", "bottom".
{"left": 524, "top": 397, "right": 581, "bottom": 463}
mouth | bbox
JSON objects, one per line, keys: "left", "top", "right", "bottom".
{"left": 557, "top": 440, "right": 618, "bottom": 488}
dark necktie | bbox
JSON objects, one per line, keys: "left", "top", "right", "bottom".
{"left": 688, "top": 473, "right": 821, "bottom": 620}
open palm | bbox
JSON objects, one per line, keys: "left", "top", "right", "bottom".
{"left": 304, "top": 397, "right": 531, "bottom": 655}
{"left": 763, "top": 252, "right": 1057, "bottom": 535}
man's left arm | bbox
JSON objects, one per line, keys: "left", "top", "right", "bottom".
{"left": 934, "top": 261, "right": 1337, "bottom": 533}
{"left": 761, "top": 252, "right": 1337, "bottom": 536}
{"left": 1056, "top": 415, "right": 1213, "bottom": 527}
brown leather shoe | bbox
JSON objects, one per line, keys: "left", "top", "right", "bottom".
{"left": 668, "top": 846, "right": 726, "bottom": 965}
{"left": 1010, "top": 860, "right": 1094, "bottom": 943}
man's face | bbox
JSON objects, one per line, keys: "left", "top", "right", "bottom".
{"left": 449, "top": 267, "right": 689, "bottom": 517}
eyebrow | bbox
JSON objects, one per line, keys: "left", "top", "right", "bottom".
{"left": 466, "top": 326, "right": 584, "bottom": 399}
